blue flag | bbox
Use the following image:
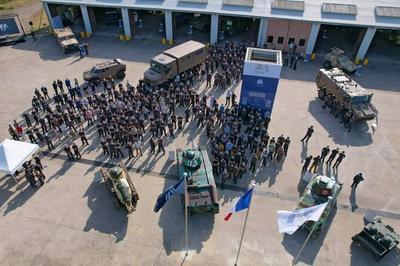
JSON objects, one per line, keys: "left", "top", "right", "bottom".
{"left": 154, "top": 178, "right": 185, "bottom": 213}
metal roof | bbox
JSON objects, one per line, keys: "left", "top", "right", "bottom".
{"left": 163, "top": 40, "right": 205, "bottom": 58}
{"left": 41, "top": 0, "right": 400, "bottom": 29}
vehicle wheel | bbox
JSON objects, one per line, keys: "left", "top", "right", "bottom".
{"left": 318, "top": 88, "right": 326, "bottom": 99}
{"left": 116, "top": 71, "right": 125, "bottom": 80}
{"left": 63, "top": 48, "right": 67, "bottom": 54}
{"left": 323, "top": 61, "right": 331, "bottom": 69}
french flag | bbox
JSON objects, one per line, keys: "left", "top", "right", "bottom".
{"left": 224, "top": 188, "right": 254, "bottom": 221}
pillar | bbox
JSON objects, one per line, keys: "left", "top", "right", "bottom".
{"left": 80, "top": 5, "right": 92, "bottom": 34}
{"left": 305, "top": 22, "right": 320, "bottom": 57}
{"left": 165, "top": 10, "right": 173, "bottom": 42}
{"left": 121, "top": 8, "right": 131, "bottom": 37}
{"left": 210, "top": 14, "right": 219, "bottom": 44}
{"left": 355, "top": 27, "right": 376, "bottom": 61}
{"left": 257, "top": 18, "right": 268, "bottom": 47}
{"left": 43, "top": 2, "right": 53, "bottom": 28}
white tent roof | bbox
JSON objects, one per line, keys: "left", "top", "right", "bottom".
{"left": 0, "top": 139, "right": 39, "bottom": 175}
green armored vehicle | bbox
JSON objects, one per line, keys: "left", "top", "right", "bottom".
{"left": 296, "top": 174, "right": 342, "bottom": 235}
{"left": 100, "top": 162, "right": 139, "bottom": 214}
{"left": 177, "top": 147, "right": 219, "bottom": 215}
{"left": 352, "top": 216, "right": 400, "bottom": 260}
{"left": 316, "top": 68, "right": 378, "bottom": 122}
{"left": 323, "top": 47, "right": 358, "bottom": 74}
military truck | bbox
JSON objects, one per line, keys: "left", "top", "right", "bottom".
{"left": 352, "top": 216, "right": 400, "bottom": 260}
{"left": 144, "top": 40, "right": 207, "bottom": 85}
{"left": 83, "top": 58, "right": 126, "bottom": 84}
{"left": 323, "top": 47, "right": 358, "bottom": 74}
{"left": 296, "top": 174, "right": 342, "bottom": 235}
{"left": 53, "top": 27, "right": 79, "bottom": 54}
{"left": 100, "top": 162, "right": 139, "bottom": 214}
{"left": 177, "top": 147, "right": 219, "bottom": 215}
{"left": 316, "top": 68, "right": 378, "bottom": 122}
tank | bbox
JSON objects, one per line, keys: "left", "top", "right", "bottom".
{"left": 100, "top": 162, "right": 139, "bottom": 214}
{"left": 177, "top": 147, "right": 219, "bottom": 215}
{"left": 316, "top": 68, "right": 378, "bottom": 122}
{"left": 352, "top": 216, "right": 400, "bottom": 260}
{"left": 296, "top": 174, "right": 343, "bottom": 235}
{"left": 323, "top": 47, "right": 358, "bottom": 74}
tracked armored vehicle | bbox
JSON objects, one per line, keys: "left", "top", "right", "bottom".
{"left": 316, "top": 68, "right": 378, "bottom": 122}
{"left": 100, "top": 162, "right": 139, "bottom": 214}
{"left": 296, "top": 174, "right": 342, "bottom": 235}
{"left": 352, "top": 216, "right": 400, "bottom": 260}
{"left": 177, "top": 147, "right": 219, "bottom": 215}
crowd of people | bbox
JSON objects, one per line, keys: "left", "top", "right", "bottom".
{"left": 7, "top": 40, "right": 358, "bottom": 192}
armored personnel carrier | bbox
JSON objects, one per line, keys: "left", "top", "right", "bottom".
{"left": 323, "top": 47, "right": 357, "bottom": 74}
{"left": 296, "top": 174, "right": 343, "bottom": 235}
{"left": 100, "top": 162, "right": 139, "bottom": 214}
{"left": 83, "top": 58, "right": 126, "bottom": 84}
{"left": 177, "top": 147, "right": 219, "bottom": 215}
{"left": 316, "top": 68, "right": 378, "bottom": 122}
{"left": 53, "top": 27, "right": 79, "bottom": 54}
{"left": 352, "top": 216, "right": 400, "bottom": 260}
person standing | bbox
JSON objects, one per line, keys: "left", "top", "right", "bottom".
{"left": 157, "top": 138, "right": 165, "bottom": 155}
{"left": 351, "top": 173, "right": 364, "bottom": 191}
{"left": 326, "top": 148, "right": 339, "bottom": 165}
{"left": 72, "top": 143, "right": 81, "bottom": 159}
{"left": 333, "top": 151, "right": 346, "bottom": 168}
{"left": 149, "top": 137, "right": 156, "bottom": 154}
{"left": 309, "top": 155, "right": 321, "bottom": 173}
{"left": 320, "top": 145, "right": 330, "bottom": 163}
{"left": 302, "top": 155, "right": 313, "bottom": 173}
{"left": 64, "top": 145, "right": 75, "bottom": 161}
{"left": 79, "top": 130, "right": 89, "bottom": 146}
{"left": 283, "top": 137, "right": 290, "bottom": 156}
{"left": 44, "top": 133, "right": 55, "bottom": 151}
{"left": 292, "top": 56, "right": 298, "bottom": 71}
{"left": 249, "top": 153, "right": 257, "bottom": 173}
{"left": 33, "top": 156, "right": 43, "bottom": 170}
{"left": 134, "top": 139, "right": 143, "bottom": 156}
{"left": 300, "top": 126, "right": 314, "bottom": 143}
{"left": 83, "top": 42, "right": 89, "bottom": 56}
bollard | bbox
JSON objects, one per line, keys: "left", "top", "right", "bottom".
{"left": 80, "top": 32, "right": 86, "bottom": 38}
{"left": 161, "top": 38, "right": 167, "bottom": 44}
{"left": 355, "top": 58, "right": 360, "bottom": 65}
{"left": 168, "top": 39, "right": 174, "bottom": 45}
{"left": 311, "top": 53, "right": 316, "bottom": 61}
{"left": 86, "top": 32, "right": 91, "bottom": 38}
{"left": 363, "top": 58, "right": 369, "bottom": 65}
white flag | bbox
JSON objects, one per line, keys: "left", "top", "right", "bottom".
{"left": 277, "top": 203, "right": 328, "bottom": 235}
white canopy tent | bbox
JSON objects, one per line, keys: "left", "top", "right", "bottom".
{"left": 0, "top": 139, "right": 40, "bottom": 187}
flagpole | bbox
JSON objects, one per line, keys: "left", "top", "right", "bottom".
{"left": 292, "top": 198, "right": 331, "bottom": 265}
{"left": 234, "top": 181, "right": 255, "bottom": 266}
{"left": 184, "top": 172, "right": 189, "bottom": 257}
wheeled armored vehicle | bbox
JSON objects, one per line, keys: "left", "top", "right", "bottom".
{"left": 53, "top": 27, "right": 79, "bottom": 54}
{"left": 83, "top": 58, "right": 126, "bottom": 84}
{"left": 316, "top": 68, "right": 378, "bottom": 122}
{"left": 177, "top": 147, "right": 219, "bottom": 215}
{"left": 323, "top": 47, "right": 358, "bottom": 74}
{"left": 100, "top": 162, "right": 139, "bottom": 214}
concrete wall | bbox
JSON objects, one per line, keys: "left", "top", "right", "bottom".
{"left": 265, "top": 20, "right": 312, "bottom": 53}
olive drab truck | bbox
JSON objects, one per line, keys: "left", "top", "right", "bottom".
{"left": 316, "top": 68, "right": 378, "bottom": 122}
{"left": 144, "top": 40, "right": 207, "bottom": 85}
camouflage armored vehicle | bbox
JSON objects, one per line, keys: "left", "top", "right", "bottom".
{"left": 316, "top": 68, "right": 378, "bottom": 122}
{"left": 53, "top": 27, "right": 79, "bottom": 54}
{"left": 177, "top": 147, "right": 219, "bottom": 215}
{"left": 352, "top": 216, "right": 400, "bottom": 260}
{"left": 100, "top": 162, "right": 139, "bottom": 214}
{"left": 296, "top": 174, "right": 342, "bottom": 235}
{"left": 324, "top": 47, "right": 358, "bottom": 74}
{"left": 83, "top": 58, "right": 126, "bottom": 84}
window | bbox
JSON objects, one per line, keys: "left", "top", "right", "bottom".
{"left": 288, "top": 38, "right": 295, "bottom": 44}
{"left": 277, "top": 37, "right": 284, "bottom": 44}
{"left": 266, "top": 36, "right": 273, "bottom": 43}
{"left": 299, "top": 39, "right": 306, "bottom": 46}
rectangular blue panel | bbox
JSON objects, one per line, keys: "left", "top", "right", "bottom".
{"left": 239, "top": 74, "right": 279, "bottom": 115}
{"left": 0, "top": 18, "right": 20, "bottom": 37}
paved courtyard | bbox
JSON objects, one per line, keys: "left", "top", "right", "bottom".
{"left": 0, "top": 35, "right": 399, "bottom": 266}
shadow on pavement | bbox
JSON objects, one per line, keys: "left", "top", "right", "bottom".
{"left": 2, "top": 182, "right": 37, "bottom": 216}
{"left": 308, "top": 99, "right": 372, "bottom": 147}
{"left": 350, "top": 240, "right": 400, "bottom": 266}
{"left": 281, "top": 207, "right": 338, "bottom": 265}
{"left": 83, "top": 178, "right": 128, "bottom": 242}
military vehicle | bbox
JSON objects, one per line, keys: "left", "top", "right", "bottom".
{"left": 83, "top": 58, "right": 126, "bottom": 84}
{"left": 323, "top": 47, "right": 358, "bottom": 74}
{"left": 316, "top": 68, "right": 378, "bottom": 122}
{"left": 53, "top": 27, "right": 79, "bottom": 54}
{"left": 100, "top": 162, "right": 139, "bottom": 214}
{"left": 177, "top": 147, "right": 219, "bottom": 215}
{"left": 144, "top": 40, "right": 207, "bottom": 85}
{"left": 352, "top": 216, "right": 400, "bottom": 260}
{"left": 296, "top": 174, "right": 342, "bottom": 235}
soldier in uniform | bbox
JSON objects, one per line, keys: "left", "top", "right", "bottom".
{"left": 127, "top": 142, "right": 134, "bottom": 159}
{"left": 64, "top": 145, "right": 75, "bottom": 161}
{"left": 302, "top": 155, "right": 313, "bottom": 173}
{"left": 72, "top": 143, "right": 81, "bottom": 159}
{"left": 212, "top": 158, "right": 219, "bottom": 176}
{"left": 320, "top": 145, "right": 330, "bottom": 163}
{"left": 351, "top": 173, "right": 364, "bottom": 191}
{"left": 333, "top": 151, "right": 346, "bottom": 168}
{"left": 101, "top": 140, "right": 109, "bottom": 155}
{"left": 326, "top": 148, "right": 339, "bottom": 165}
{"left": 79, "top": 130, "right": 89, "bottom": 146}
